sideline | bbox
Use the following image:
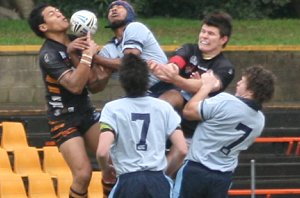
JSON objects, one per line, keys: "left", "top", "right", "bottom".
{"left": 2, "top": 45, "right": 300, "bottom": 52}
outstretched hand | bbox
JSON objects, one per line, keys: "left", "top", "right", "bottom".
{"left": 83, "top": 32, "right": 99, "bottom": 56}
{"left": 67, "top": 35, "right": 89, "bottom": 54}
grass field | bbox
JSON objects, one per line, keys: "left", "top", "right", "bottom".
{"left": 2, "top": 18, "right": 300, "bottom": 45}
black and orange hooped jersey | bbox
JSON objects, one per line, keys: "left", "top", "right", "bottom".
{"left": 38, "top": 36, "right": 93, "bottom": 117}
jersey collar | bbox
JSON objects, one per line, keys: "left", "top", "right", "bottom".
{"left": 236, "top": 96, "right": 262, "bottom": 111}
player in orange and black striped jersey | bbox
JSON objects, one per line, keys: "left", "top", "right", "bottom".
{"left": 28, "top": 4, "right": 111, "bottom": 198}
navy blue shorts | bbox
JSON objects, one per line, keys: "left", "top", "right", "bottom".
{"left": 173, "top": 160, "right": 233, "bottom": 198}
{"left": 109, "top": 171, "right": 173, "bottom": 198}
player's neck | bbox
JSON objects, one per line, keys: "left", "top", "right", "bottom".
{"left": 202, "top": 50, "right": 221, "bottom": 60}
{"left": 47, "top": 32, "right": 70, "bottom": 46}
{"left": 114, "top": 26, "right": 126, "bottom": 41}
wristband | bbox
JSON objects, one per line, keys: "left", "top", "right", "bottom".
{"left": 82, "top": 53, "right": 93, "bottom": 60}
{"left": 80, "top": 58, "right": 91, "bottom": 67}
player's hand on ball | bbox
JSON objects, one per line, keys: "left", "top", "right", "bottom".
{"left": 67, "top": 36, "right": 89, "bottom": 54}
{"left": 83, "top": 32, "right": 99, "bottom": 56}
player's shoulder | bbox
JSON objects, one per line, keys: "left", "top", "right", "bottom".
{"left": 207, "top": 92, "right": 237, "bottom": 106}
{"left": 126, "top": 21, "right": 148, "bottom": 30}
{"left": 105, "top": 97, "right": 124, "bottom": 106}
{"left": 215, "top": 52, "right": 234, "bottom": 66}
{"left": 180, "top": 43, "right": 197, "bottom": 50}
{"left": 175, "top": 43, "right": 198, "bottom": 55}
{"left": 39, "top": 46, "right": 65, "bottom": 65}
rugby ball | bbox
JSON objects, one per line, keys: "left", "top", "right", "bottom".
{"left": 70, "top": 10, "right": 98, "bottom": 36}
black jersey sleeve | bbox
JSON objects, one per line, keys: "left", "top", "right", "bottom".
{"left": 174, "top": 43, "right": 194, "bottom": 59}
{"left": 211, "top": 54, "right": 235, "bottom": 91}
{"left": 39, "top": 49, "right": 72, "bottom": 80}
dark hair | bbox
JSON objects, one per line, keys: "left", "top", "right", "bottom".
{"left": 203, "top": 11, "right": 232, "bottom": 47}
{"left": 119, "top": 53, "right": 149, "bottom": 97}
{"left": 28, "top": 3, "right": 49, "bottom": 38}
{"left": 243, "top": 65, "right": 276, "bottom": 104}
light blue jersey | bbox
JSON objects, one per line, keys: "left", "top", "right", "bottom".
{"left": 187, "top": 92, "right": 265, "bottom": 172}
{"left": 122, "top": 22, "right": 167, "bottom": 87}
{"left": 100, "top": 96, "right": 181, "bottom": 177}
{"left": 98, "top": 40, "right": 123, "bottom": 80}
{"left": 99, "top": 22, "right": 168, "bottom": 88}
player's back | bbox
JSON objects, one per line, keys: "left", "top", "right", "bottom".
{"left": 188, "top": 92, "right": 265, "bottom": 172}
{"left": 100, "top": 96, "right": 181, "bottom": 176}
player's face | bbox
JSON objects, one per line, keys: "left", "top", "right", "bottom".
{"left": 198, "top": 24, "right": 228, "bottom": 57}
{"left": 108, "top": 4, "right": 128, "bottom": 24}
{"left": 235, "top": 76, "right": 249, "bottom": 97}
{"left": 40, "top": 6, "right": 69, "bottom": 33}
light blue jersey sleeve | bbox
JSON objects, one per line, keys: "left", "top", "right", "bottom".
{"left": 121, "top": 22, "right": 167, "bottom": 63}
{"left": 97, "top": 43, "right": 123, "bottom": 79}
{"left": 121, "top": 22, "right": 168, "bottom": 87}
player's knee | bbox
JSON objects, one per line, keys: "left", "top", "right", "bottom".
{"left": 73, "top": 166, "right": 93, "bottom": 186}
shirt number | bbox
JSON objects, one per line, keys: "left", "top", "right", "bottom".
{"left": 220, "top": 123, "right": 253, "bottom": 155}
{"left": 132, "top": 113, "right": 150, "bottom": 151}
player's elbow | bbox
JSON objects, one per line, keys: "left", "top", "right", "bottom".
{"left": 69, "top": 86, "right": 84, "bottom": 95}
{"left": 96, "top": 147, "right": 108, "bottom": 161}
{"left": 183, "top": 107, "right": 198, "bottom": 121}
{"left": 178, "top": 145, "right": 188, "bottom": 158}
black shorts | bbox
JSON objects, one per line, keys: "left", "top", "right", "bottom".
{"left": 110, "top": 171, "right": 172, "bottom": 198}
{"left": 48, "top": 108, "right": 101, "bottom": 146}
{"left": 147, "top": 81, "right": 177, "bottom": 98}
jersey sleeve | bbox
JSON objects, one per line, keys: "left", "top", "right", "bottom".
{"left": 40, "top": 49, "right": 71, "bottom": 80}
{"left": 98, "top": 43, "right": 122, "bottom": 59}
{"left": 169, "top": 44, "right": 192, "bottom": 69}
{"left": 201, "top": 93, "right": 227, "bottom": 121}
{"left": 99, "top": 103, "right": 118, "bottom": 135}
{"left": 122, "top": 22, "right": 149, "bottom": 53}
{"left": 98, "top": 44, "right": 113, "bottom": 58}
{"left": 165, "top": 103, "right": 182, "bottom": 136}
{"left": 212, "top": 56, "right": 235, "bottom": 91}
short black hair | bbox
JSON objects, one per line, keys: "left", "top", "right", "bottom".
{"left": 119, "top": 53, "right": 149, "bottom": 97}
{"left": 203, "top": 11, "right": 233, "bottom": 47}
{"left": 28, "top": 3, "right": 49, "bottom": 38}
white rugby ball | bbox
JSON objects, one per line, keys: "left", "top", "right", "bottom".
{"left": 70, "top": 10, "right": 98, "bottom": 36}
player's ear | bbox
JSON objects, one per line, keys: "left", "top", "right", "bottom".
{"left": 39, "top": 24, "right": 47, "bottom": 32}
{"left": 220, "top": 35, "right": 228, "bottom": 46}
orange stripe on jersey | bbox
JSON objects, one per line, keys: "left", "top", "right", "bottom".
{"left": 48, "top": 120, "right": 60, "bottom": 125}
{"left": 47, "top": 85, "right": 61, "bottom": 94}
{"left": 50, "top": 123, "right": 65, "bottom": 132}
{"left": 46, "top": 75, "right": 58, "bottom": 84}
{"left": 52, "top": 127, "right": 77, "bottom": 139}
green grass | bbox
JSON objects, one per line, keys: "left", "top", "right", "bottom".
{"left": 2, "top": 18, "right": 300, "bottom": 45}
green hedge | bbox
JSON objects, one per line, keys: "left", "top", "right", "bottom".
{"left": 35, "top": 0, "right": 295, "bottom": 19}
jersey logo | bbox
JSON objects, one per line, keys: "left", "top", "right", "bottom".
{"left": 59, "top": 51, "right": 72, "bottom": 67}
{"left": 44, "top": 53, "right": 50, "bottom": 63}
{"left": 59, "top": 51, "right": 67, "bottom": 59}
{"left": 228, "top": 68, "right": 234, "bottom": 75}
{"left": 189, "top": 55, "right": 198, "bottom": 66}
